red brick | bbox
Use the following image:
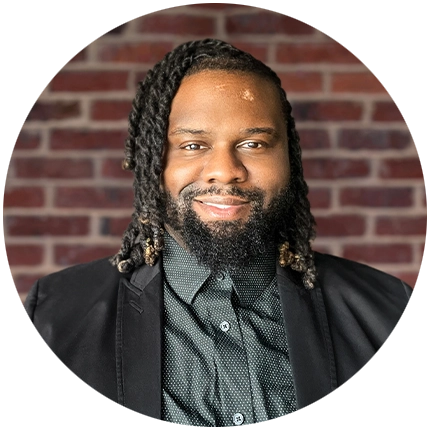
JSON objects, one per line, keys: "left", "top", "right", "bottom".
{"left": 279, "top": 72, "right": 323, "bottom": 92}
{"left": 228, "top": 42, "right": 269, "bottom": 63}
{"left": 54, "top": 245, "right": 119, "bottom": 266}
{"left": 338, "top": 129, "right": 411, "bottom": 150}
{"left": 50, "top": 71, "right": 129, "bottom": 92}
{"left": 101, "top": 159, "right": 133, "bottom": 179}
{"left": 13, "top": 274, "right": 44, "bottom": 294}
{"left": 372, "top": 102, "right": 404, "bottom": 122}
{"left": 277, "top": 43, "right": 360, "bottom": 64}
{"left": 134, "top": 71, "right": 148, "bottom": 86}
{"left": 6, "top": 216, "right": 90, "bottom": 236}
{"left": 55, "top": 187, "right": 133, "bottom": 208}
{"left": 14, "top": 158, "right": 93, "bottom": 178}
{"left": 50, "top": 129, "right": 127, "bottom": 150}
{"left": 312, "top": 244, "right": 332, "bottom": 255}
{"left": 390, "top": 272, "right": 418, "bottom": 288}
{"left": 15, "top": 130, "right": 41, "bottom": 150}
{"left": 138, "top": 14, "right": 216, "bottom": 35}
{"left": 292, "top": 101, "right": 363, "bottom": 121}
{"left": 298, "top": 130, "right": 330, "bottom": 150}
{"left": 331, "top": 73, "right": 386, "bottom": 93}
{"left": 375, "top": 216, "right": 427, "bottom": 236}
{"left": 343, "top": 244, "right": 412, "bottom": 263}
{"left": 27, "top": 101, "right": 81, "bottom": 121}
{"left": 100, "top": 217, "right": 130, "bottom": 236}
{"left": 315, "top": 215, "right": 365, "bottom": 236}
{"left": 3, "top": 187, "right": 44, "bottom": 207}
{"left": 226, "top": 12, "right": 314, "bottom": 35}
{"left": 188, "top": 3, "right": 245, "bottom": 9}
{"left": 379, "top": 158, "right": 423, "bottom": 179}
{"left": 6, "top": 244, "right": 44, "bottom": 265}
{"left": 372, "top": 102, "right": 407, "bottom": 121}
{"left": 91, "top": 100, "right": 131, "bottom": 121}
{"left": 303, "top": 158, "right": 369, "bottom": 179}
{"left": 69, "top": 49, "right": 87, "bottom": 62}
{"left": 340, "top": 187, "right": 413, "bottom": 207}
{"left": 98, "top": 42, "right": 173, "bottom": 63}
{"left": 307, "top": 188, "right": 331, "bottom": 209}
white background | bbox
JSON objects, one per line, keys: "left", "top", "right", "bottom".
{"left": 0, "top": 0, "right": 423, "bottom": 424}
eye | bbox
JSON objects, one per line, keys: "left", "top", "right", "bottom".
{"left": 239, "top": 141, "right": 264, "bottom": 149}
{"left": 183, "top": 143, "right": 205, "bottom": 151}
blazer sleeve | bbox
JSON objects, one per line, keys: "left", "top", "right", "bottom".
{"left": 24, "top": 280, "right": 40, "bottom": 322}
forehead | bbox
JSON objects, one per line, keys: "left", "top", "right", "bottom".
{"left": 169, "top": 70, "right": 285, "bottom": 128}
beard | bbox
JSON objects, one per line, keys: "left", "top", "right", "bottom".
{"left": 162, "top": 184, "right": 293, "bottom": 274}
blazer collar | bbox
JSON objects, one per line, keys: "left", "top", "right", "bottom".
{"left": 116, "top": 260, "right": 163, "bottom": 418}
{"left": 115, "top": 260, "right": 338, "bottom": 417}
{"left": 276, "top": 264, "right": 338, "bottom": 408}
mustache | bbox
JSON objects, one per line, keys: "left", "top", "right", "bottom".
{"left": 179, "top": 185, "right": 265, "bottom": 202}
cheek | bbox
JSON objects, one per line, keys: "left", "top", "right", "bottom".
{"left": 251, "top": 156, "right": 290, "bottom": 196}
{"left": 275, "top": 150, "right": 291, "bottom": 189}
{"left": 162, "top": 160, "right": 200, "bottom": 197}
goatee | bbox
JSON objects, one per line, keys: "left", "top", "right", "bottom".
{"left": 163, "top": 185, "right": 293, "bottom": 274}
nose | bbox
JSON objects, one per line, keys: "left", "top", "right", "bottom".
{"left": 201, "top": 147, "right": 248, "bottom": 185}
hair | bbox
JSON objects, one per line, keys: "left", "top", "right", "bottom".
{"left": 110, "top": 39, "right": 317, "bottom": 289}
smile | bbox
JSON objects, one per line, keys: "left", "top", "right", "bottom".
{"left": 193, "top": 197, "right": 250, "bottom": 220}
{"left": 195, "top": 196, "right": 249, "bottom": 207}
{"left": 201, "top": 202, "right": 239, "bottom": 209}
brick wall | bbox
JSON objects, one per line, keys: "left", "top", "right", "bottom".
{"left": 4, "top": 4, "right": 425, "bottom": 301}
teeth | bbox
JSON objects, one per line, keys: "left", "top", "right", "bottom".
{"left": 203, "top": 202, "right": 231, "bottom": 209}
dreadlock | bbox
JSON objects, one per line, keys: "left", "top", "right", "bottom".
{"left": 110, "top": 39, "right": 317, "bottom": 289}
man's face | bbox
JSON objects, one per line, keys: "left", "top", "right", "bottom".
{"left": 163, "top": 70, "right": 290, "bottom": 227}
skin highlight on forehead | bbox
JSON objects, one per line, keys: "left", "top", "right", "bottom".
{"left": 191, "top": 70, "right": 258, "bottom": 103}
{"left": 240, "top": 89, "right": 255, "bottom": 101}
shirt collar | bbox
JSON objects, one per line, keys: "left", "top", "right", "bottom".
{"left": 162, "top": 232, "right": 211, "bottom": 304}
{"left": 162, "top": 232, "right": 277, "bottom": 306}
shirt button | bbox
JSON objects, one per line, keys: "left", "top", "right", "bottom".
{"left": 233, "top": 413, "right": 244, "bottom": 426}
{"left": 216, "top": 272, "right": 225, "bottom": 281}
{"left": 219, "top": 321, "right": 230, "bottom": 332}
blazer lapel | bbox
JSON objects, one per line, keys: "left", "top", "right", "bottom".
{"left": 277, "top": 265, "right": 337, "bottom": 409}
{"left": 116, "top": 261, "right": 163, "bottom": 418}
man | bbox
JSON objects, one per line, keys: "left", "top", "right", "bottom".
{"left": 24, "top": 39, "right": 411, "bottom": 426}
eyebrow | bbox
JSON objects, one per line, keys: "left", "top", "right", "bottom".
{"left": 242, "top": 127, "right": 280, "bottom": 138}
{"left": 169, "top": 127, "right": 280, "bottom": 138}
{"left": 169, "top": 128, "right": 210, "bottom": 137}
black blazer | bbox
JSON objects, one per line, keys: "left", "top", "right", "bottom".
{"left": 24, "top": 252, "right": 411, "bottom": 419}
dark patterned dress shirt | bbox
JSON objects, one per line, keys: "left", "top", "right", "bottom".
{"left": 162, "top": 233, "right": 297, "bottom": 426}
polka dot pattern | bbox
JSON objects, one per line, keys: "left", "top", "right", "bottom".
{"left": 162, "top": 234, "right": 297, "bottom": 426}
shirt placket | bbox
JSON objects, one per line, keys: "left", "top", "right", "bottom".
{"left": 206, "top": 272, "right": 255, "bottom": 427}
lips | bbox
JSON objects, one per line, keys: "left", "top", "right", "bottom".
{"left": 201, "top": 202, "right": 239, "bottom": 209}
{"left": 193, "top": 195, "right": 250, "bottom": 220}
{"left": 195, "top": 196, "right": 249, "bottom": 206}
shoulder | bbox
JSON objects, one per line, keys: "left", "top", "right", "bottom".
{"left": 313, "top": 252, "right": 411, "bottom": 325}
{"left": 314, "top": 252, "right": 411, "bottom": 294}
{"left": 40, "top": 256, "right": 120, "bottom": 282}
{"left": 26, "top": 257, "right": 126, "bottom": 319}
